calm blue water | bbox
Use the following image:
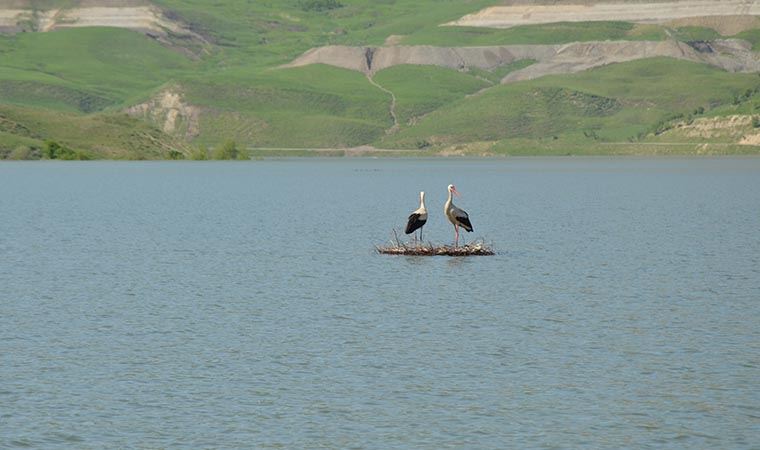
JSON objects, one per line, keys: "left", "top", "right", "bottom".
{"left": 1, "top": 158, "right": 759, "bottom": 449}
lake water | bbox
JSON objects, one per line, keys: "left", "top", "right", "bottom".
{"left": 1, "top": 158, "right": 759, "bottom": 449}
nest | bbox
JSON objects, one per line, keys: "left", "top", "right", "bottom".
{"left": 376, "top": 230, "right": 494, "bottom": 256}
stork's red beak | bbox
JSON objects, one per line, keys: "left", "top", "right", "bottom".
{"left": 452, "top": 187, "right": 461, "bottom": 197}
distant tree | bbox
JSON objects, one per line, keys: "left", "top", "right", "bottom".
{"left": 44, "top": 140, "right": 85, "bottom": 160}
{"left": 213, "top": 140, "right": 239, "bottom": 160}
{"left": 167, "top": 149, "right": 185, "bottom": 160}
{"left": 191, "top": 145, "right": 208, "bottom": 160}
{"left": 44, "top": 140, "right": 62, "bottom": 159}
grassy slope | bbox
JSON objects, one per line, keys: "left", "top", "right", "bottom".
{"left": 372, "top": 65, "right": 490, "bottom": 127}
{"left": 184, "top": 64, "right": 392, "bottom": 147}
{"left": 0, "top": 27, "right": 194, "bottom": 105}
{"left": 0, "top": 104, "right": 184, "bottom": 159}
{"left": 0, "top": 26, "right": 198, "bottom": 156}
{"left": 150, "top": 0, "right": 500, "bottom": 65}
{"left": 403, "top": 21, "right": 665, "bottom": 46}
{"left": 0, "top": 0, "right": 758, "bottom": 157}
{"left": 735, "top": 29, "right": 760, "bottom": 50}
{"left": 380, "top": 58, "right": 760, "bottom": 152}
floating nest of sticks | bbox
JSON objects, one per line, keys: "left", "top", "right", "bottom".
{"left": 377, "top": 242, "right": 494, "bottom": 256}
{"left": 376, "top": 231, "right": 495, "bottom": 256}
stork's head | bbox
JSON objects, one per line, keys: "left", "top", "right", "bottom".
{"left": 448, "top": 184, "right": 460, "bottom": 197}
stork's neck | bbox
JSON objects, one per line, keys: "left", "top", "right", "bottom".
{"left": 444, "top": 189, "right": 453, "bottom": 211}
{"left": 419, "top": 192, "right": 426, "bottom": 209}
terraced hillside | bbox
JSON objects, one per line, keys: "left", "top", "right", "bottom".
{"left": 0, "top": 0, "right": 759, "bottom": 158}
{"left": 447, "top": 1, "right": 760, "bottom": 29}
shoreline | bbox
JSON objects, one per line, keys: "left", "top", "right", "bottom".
{"left": 3, "top": 143, "right": 760, "bottom": 161}
{"left": 4, "top": 154, "right": 760, "bottom": 162}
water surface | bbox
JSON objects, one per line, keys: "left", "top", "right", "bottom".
{"left": 1, "top": 158, "right": 759, "bottom": 448}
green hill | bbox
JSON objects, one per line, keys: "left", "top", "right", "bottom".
{"left": 0, "top": 0, "right": 759, "bottom": 158}
{"left": 380, "top": 58, "right": 760, "bottom": 153}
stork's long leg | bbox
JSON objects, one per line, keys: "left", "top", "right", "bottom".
{"left": 454, "top": 224, "right": 459, "bottom": 247}
{"left": 420, "top": 227, "right": 423, "bottom": 242}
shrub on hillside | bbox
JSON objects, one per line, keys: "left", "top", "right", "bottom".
{"left": 191, "top": 145, "right": 209, "bottom": 160}
{"left": 167, "top": 149, "right": 185, "bottom": 160}
{"left": 213, "top": 140, "right": 237, "bottom": 159}
{"left": 299, "top": 0, "right": 343, "bottom": 12}
{"left": 9, "top": 145, "right": 41, "bottom": 160}
{"left": 212, "top": 140, "right": 248, "bottom": 160}
{"left": 44, "top": 140, "right": 90, "bottom": 160}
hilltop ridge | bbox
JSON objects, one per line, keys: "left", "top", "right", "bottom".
{"left": 0, "top": 0, "right": 208, "bottom": 55}
{"left": 447, "top": 0, "right": 760, "bottom": 29}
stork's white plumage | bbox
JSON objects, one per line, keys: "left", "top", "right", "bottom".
{"left": 405, "top": 191, "right": 427, "bottom": 241}
{"left": 444, "top": 184, "right": 473, "bottom": 247}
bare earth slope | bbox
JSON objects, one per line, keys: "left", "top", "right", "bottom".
{"left": 125, "top": 87, "right": 201, "bottom": 139}
{"left": 0, "top": 1, "right": 205, "bottom": 51}
{"left": 501, "top": 39, "right": 759, "bottom": 82}
{"left": 658, "top": 115, "right": 760, "bottom": 146}
{"left": 447, "top": 0, "right": 760, "bottom": 29}
{"left": 284, "top": 39, "right": 760, "bottom": 83}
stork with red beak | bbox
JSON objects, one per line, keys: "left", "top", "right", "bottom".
{"left": 444, "top": 184, "right": 473, "bottom": 247}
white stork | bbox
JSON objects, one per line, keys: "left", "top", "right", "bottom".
{"left": 405, "top": 191, "right": 427, "bottom": 241}
{"left": 444, "top": 184, "right": 473, "bottom": 246}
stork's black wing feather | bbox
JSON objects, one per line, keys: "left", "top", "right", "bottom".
{"left": 457, "top": 213, "right": 473, "bottom": 232}
{"left": 405, "top": 213, "right": 427, "bottom": 234}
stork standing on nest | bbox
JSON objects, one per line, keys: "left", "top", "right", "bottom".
{"left": 444, "top": 184, "right": 473, "bottom": 247}
{"left": 405, "top": 191, "right": 427, "bottom": 242}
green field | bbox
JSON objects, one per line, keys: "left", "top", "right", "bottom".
{"left": 379, "top": 58, "right": 760, "bottom": 151}
{"left": 1, "top": 0, "right": 759, "bottom": 158}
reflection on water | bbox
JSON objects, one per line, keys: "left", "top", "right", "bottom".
{"left": 1, "top": 158, "right": 759, "bottom": 448}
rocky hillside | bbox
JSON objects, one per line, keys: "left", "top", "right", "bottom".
{"left": 284, "top": 39, "right": 759, "bottom": 80}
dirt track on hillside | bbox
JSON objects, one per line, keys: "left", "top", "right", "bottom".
{"left": 447, "top": 1, "right": 760, "bottom": 29}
